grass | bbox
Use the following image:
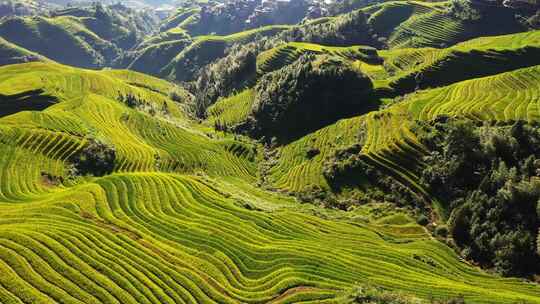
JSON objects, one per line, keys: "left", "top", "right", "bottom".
{"left": 2, "top": 32, "right": 540, "bottom": 302}
{"left": 1, "top": 169, "right": 540, "bottom": 303}
{"left": 205, "top": 89, "right": 256, "bottom": 128}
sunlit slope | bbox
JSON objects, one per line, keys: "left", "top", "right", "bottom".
{"left": 268, "top": 117, "right": 364, "bottom": 193}
{"left": 375, "top": 29, "right": 540, "bottom": 91}
{"left": 205, "top": 89, "right": 256, "bottom": 128}
{"left": 1, "top": 172, "right": 540, "bottom": 303}
{"left": 406, "top": 64, "right": 540, "bottom": 122}
{"left": 265, "top": 46, "right": 540, "bottom": 218}
{"left": 364, "top": 0, "right": 523, "bottom": 49}
{"left": 346, "top": 64, "right": 540, "bottom": 217}
{"left": 214, "top": 31, "right": 540, "bottom": 196}
{"left": 0, "top": 62, "right": 256, "bottom": 182}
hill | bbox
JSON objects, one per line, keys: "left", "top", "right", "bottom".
{"left": 122, "top": 0, "right": 530, "bottom": 83}
{"left": 201, "top": 28, "right": 540, "bottom": 278}
{"left": 205, "top": 29, "right": 540, "bottom": 131}
{"left": 363, "top": 0, "right": 525, "bottom": 49}
{"left": 3, "top": 1, "right": 540, "bottom": 302}
{"left": 0, "top": 3, "right": 158, "bottom": 69}
{"left": 0, "top": 62, "right": 540, "bottom": 303}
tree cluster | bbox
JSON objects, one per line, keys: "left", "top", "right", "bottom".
{"left": 447, "top": 0, "right": 482, "bottom": 21}
{"left": 69, "top": 138, "right": 116, "bottom": 176}
{"left": 247, "top": 54, "right": 374, "bottom": 142}
{"left": 281, "top": 10, "right": 377, "bottom": 47}
{"left": 192, "top": 42, "right": 261, "bottom": 116}
{"left": 415, "top": 118, "right": 540, "bottom": 276}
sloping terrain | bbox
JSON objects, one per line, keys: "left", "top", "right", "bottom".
{"left": 1, "top": 61, "right": 540, "bottom": 303}
{"left": 203, "top": 29, "right": 540, "bottom": 233}
{"left": 0, "top": 36, "right": 49, "bottom": 66}
{"left": 2, "top": 0, "right": 540, "bottom": 302}
{"left": 0, "top": 4, "right": 158, "bottom": 69}
{"left": 0, "top": 16, "right": 118, "bottom": 68}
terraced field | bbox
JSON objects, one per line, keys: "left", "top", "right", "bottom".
{"left": 2, "top": 61, "right": 540, "bottom": 303}
{"left": 379, "top": 29, "right": 540, "bottom": 91}
{"left": 267, "top": 117, "right": 364, "bottom": 193}
{"left": 209, "top": 31, "right": 540, "bottom": 208}
{"left": 406, "top": 64, "right": 540, "bottom": 122}
{"left": 262, "top": 31, "right": 540, "bottom": 221}
{"left": 205, "top": 89, "right": 256, "bottom": 128}
{"left": 0, "top": 62, "right": 256, "bottom": 178}
{"left": 3, "top": 170, "right": 540, "bottom": 303}
{"left": 257, "top": 42, "right": 379, "bottom": 77}
{"left": 363, "top": 0, "right": 524, "bottom": 50}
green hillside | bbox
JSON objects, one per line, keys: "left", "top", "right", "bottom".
{"left": 1, "top": 62, "right": 540, "bottom": 303}
{"left": 251, "top": 31, "right": 540, "bottom": 201}
{"left": 122, "top": 0, "right": 529, "bottom": 82}
{"left": 363, "top": 0, "right": 525, "bottom": 49}
{"left": 161, "top": 25, "right": 291, "bottom": 81}
{"left": 0, "top": 4, "right": 158, "bottom": 69}
{"left": 3, "top": 1, "right": 540, "bottom": 302}
{"left": 0, "top": 16, "right": 118, "bottom": 68}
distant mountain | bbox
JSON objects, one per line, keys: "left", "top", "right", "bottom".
{"left": 0, "top": 3, "right": 159, "bottom": 68}
{"left": 0, "top": 0, "right": 52, "bottom": 17}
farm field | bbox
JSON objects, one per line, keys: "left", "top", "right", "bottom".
{"left": 2, "top": 0, "right": 540, "bottom": 302}
{"left": 1, "top": 62, "right": 540, "bottom": 303}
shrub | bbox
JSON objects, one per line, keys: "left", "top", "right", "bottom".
{"left": 447, "top": 0, "right": 481, "bottom": 21}
{"left": 435, "top": 225, "right": 449, "bottom": 238}
{"left": 416, "top": 215, "right": 429, "bottom": 226}
{"left": 281, "top": 10, "right": 379, "bottom": 47}
{"left": 70, "top": 139, "right": 116, "bottom": 176}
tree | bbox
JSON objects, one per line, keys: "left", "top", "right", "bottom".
{"left": 249, "top": 54, "right": 374, "bottom": 142}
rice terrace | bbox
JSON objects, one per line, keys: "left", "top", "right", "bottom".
{"left": 1, "top": 0, "right": 540, "bottom": 303}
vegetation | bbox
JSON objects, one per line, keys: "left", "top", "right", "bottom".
{"left": 248, "top": 54, "right": 374, "bottom": 142}
{"left": 0, "top": 61, "right": 538, "bottom": 303}
{"left": 415, "top": 119, "right": 540, "bottom": 276}
{"left": 0, "top": 36, "right": 48, "bottom": 65}
{"left": 0, "top": 3, "right": 158, "bottom": 69}
{"left": 3, "top": 2, "right": 540, "bottom": 302}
